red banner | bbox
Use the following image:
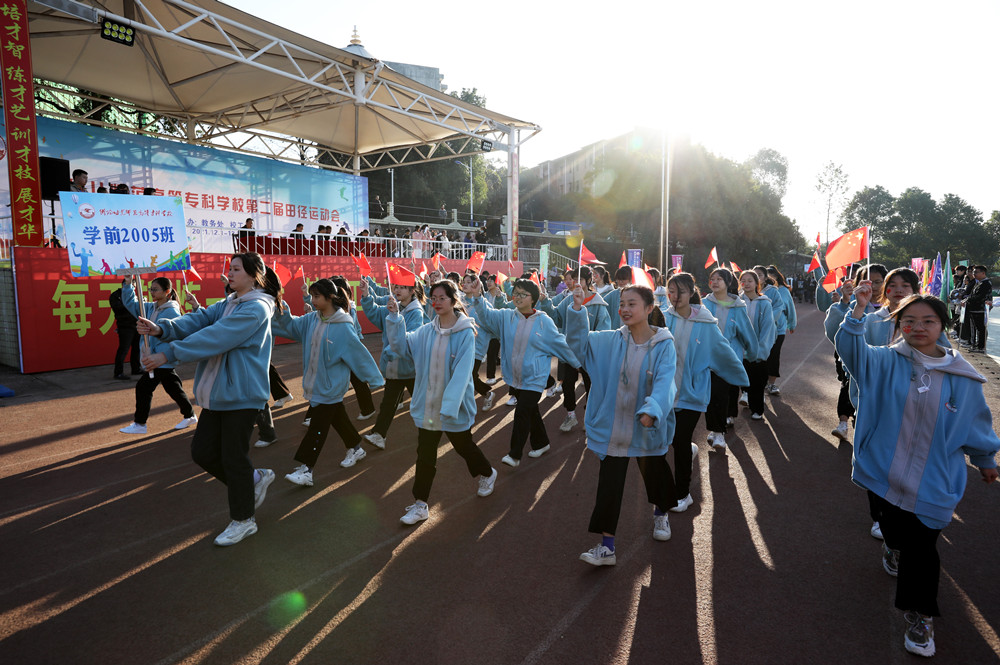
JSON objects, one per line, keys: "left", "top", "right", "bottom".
{"left": 12, "top": 247, "right": 520, "bottom": 373}
{"left": 0, "top": 0, "right": 43, "bottom": 246}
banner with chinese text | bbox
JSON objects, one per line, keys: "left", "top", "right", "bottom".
{"left": 60, "top": 192, "right": 189, "bottom": 276}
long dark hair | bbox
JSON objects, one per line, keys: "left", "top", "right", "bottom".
{"left": 740, "top": 270, "right": 762, "bottom": 296}
{"left": 236, "top": 252, "right": 284, "bottom": 313}
{"left": 879, "top": 267, "right": 919, "bottom": 305}
{"left": 709, "top": 267, "right": 739, "bottom": 297}
{"left": 667, "top": 272, "right": 702, "bottom": 304}
{"left": 766, "top": 265, "right": 788, "bottom": 288}
{"left": 310, "top": 278, "right": 350, "bottom": 312}
{"left": 150, "top": 276, "right": 178, "bottom": 301}
{"left": 430, "top": 279, "right": 469, "bottom": 317}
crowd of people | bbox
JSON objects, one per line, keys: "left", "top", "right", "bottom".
{"left": 123, "top": 252, "right": 997, "bottom": 659}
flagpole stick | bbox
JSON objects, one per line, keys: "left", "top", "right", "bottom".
{"left": 134, "top": 274, "right": 155, "bottom": 379}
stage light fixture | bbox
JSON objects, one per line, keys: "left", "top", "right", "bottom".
{"left": 100, "top": 17, "right": 136, "bottom": 46}
{"left": 480, "top": 139, "right": 493, "bottom": 152}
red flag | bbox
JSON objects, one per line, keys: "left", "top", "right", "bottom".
{"left": 825, "top": 226, "right": 869, "bottom": 271}
{"left": 221, "top": 256, "right": 230, "bottom": 279}
{"left": 420, "top": 261, "right": 429, "bottom": 281}
{"left": 821, "top": 267, "right": 846, "bottom": 293}
{"left": 272, "top": 261, "right": 292, "bottom": 287}
{"left": 730, "top": 261, "right": 741, "bottom": 273}
{"left": 579, "top": 241, "right": 605, "bottom": 265}
{"left": 704, "top": 247, "right": 719, "bottom": 270}
{"left": 293, "top": 265, "right": 305, "bottom": 283}
{"left": 387, "top": 263, "right": 416, "bottom": 287}
{"left": 815, "top": 232, "right": 821, "bottom": 248}
{"left": 508, "top": 259, "right": 515, "bottom": 276}
{"left": 431, "top": 253, "right": 444, "bottom": 272}
{"left": 631, "top": 266, "right": 655, "bottom": 290}
{"left": 496, "top": 271, "right": 508, "bottom": 287}
{"left": 466, "top": 251, "right": 486, "bottom": 274}
{"left": 807, "top": 251, "right": 821, "bottom": 273}
{"left": 351, "top": 253, "right": 372, "bottom": 277}
{"left": 529, "top": 271, "right": 540, "bottom": 286}
{"left": 185, "top": 265, "right": 202, "bottom": 281}
{"left": 619, "top": 251, "right": 627, "bottom": 268}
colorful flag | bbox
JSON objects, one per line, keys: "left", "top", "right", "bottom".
{"left": 387, "top": 262, "right": 416, "bottom": 286}
{"left": 911, "top": 258, "right": 925, "bottom": 274}
{"left": 579, "top": 241, "right": 605, "bottom": 265}
{"left": 928, "top": 253, "right": 943, "bottom": 298}
{"left": 618, "top": 250, "right": 627, "bottom": 268}
{"left": 631, "top": 266, "right": 655, "bottom": 290}
{"left": 351, "top": 253, "right": 372, "bottom": 277}
{"left": 730, "top": 261, "right": 741, "bottom": 274}
{"left": 807, "top": 251, "right": 821, "bottom": 273}
{"left": 466, "top": 251, "right": 486, "bottom": 274}
{"left": 704, "top": 246, "right": 719, "bottom": 270}
{"left": 941, "top": 252, "right": 953, "bottom": 300}
{"left": 825, "top": 226, "right": 869, "bottom": 271}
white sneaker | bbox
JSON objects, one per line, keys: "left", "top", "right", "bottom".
{"left": 711, "top": 432, "right": 727, "bottom": 450}
{"left": 484, "top": 378, "right": 499, "bottom": 385}
{"left": 506, "top": 396, "right": 518, "bottom": 406}
{"left": 579, "top": 544, "right": 616, "bottom": 566}
{"left": 340, "top": 446, "right": 367, "bottom": 468}
{"left": 501, "top": 454, "right": 520, "bottom": 468}
{"left": 477, "top": 468, "right": 498, "bottom": 497}
{"left": 725, "top": 416, "right": 735, "bottom": 428}
{"left": 552, "top": 384, "right": 563, "bottom": 395}
{"left": 357, "top": 410, "right": 376, "bottom": 421}
{"left": 870, "top": 521, "right": 884, "bottom": 540}
{"left": 738, "top": 392, "right": 749, "bottom": 407}
{"left": 559, "top": 413, "right": 578, "bottom": 432}
{"left": 363, "top": 432, "right": 386, "bottom": 450}
{"left": 119, "top": 422, "right": 147, "bottom": 434}
{"left": 653, "top": 514, "right": 672, "bottom": 541}
{"left": 396, "top": 401, "right": 405, "bottom": 411}
{"left": 302, "top": 418, "right": 311, "bottom": 427}
{"left": 254, "top": 437, "right": 276, "bottom": 448}
{"left": 690, "top": 442, "right": 699, "bottom": 461}
{"left": 273, "top": 394, "right": 293, "bottom": 408}
{"left": 175, "top": 415, "right": 198, "bottom": 430}
{"left": 482, "top": 392, "right": 495, "bottom": 411}
{"left": 750, "top": 412, "right": 764, "bottom": 421}
{"left": 213, "top": 518, "right": 257, "bottom": 546}
{"left": 670, "top": 494, "right": 693, "bottom": 513}
{"left": 832, "top": 421, "right": 850, "bottom": 441}
{"left": 545, "top": 385, "right": 558, "bottom": 397}
{"left": 254, "top": 469, "right": 275, "bottom": 508}
{"left": 768, "top": 383, "right": 781, "bottom": 396}
{"left": 285, "top": 465, "right": 314, "bottom": 487}
{"left": 527, "top": 444, "right": 550, "bottom": 458}
{"left": 706, "top": 432, "right": 716, "bottom": 445}
{"left": 400, "top": 501, "right": 429, "bottom": 525}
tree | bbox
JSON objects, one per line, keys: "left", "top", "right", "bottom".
{"left": 839, "top": 185, "right": 897, "bottom": 244}
{"left": 745, "top": 148, "right": 788, "bottom": 208}
{"left": 815, "top": 162, "right": 849, "bottom": 247}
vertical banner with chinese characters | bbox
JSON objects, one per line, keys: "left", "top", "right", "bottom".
{"left": 626, "top": 249, "right": 643, "bottom": 269}
{"left": 0, "top": 0, "right": 43, "bottom": 246}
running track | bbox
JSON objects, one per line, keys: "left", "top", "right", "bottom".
{"left": 2, "top": 306, "right": 999, "bottom": 664}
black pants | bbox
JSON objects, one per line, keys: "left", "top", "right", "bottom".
{"left": 588, "top": 455, "right": 676, "bottom": 535}
{"left": 968, "top": 310, "right": 987, "bottom": 350}
{"left": 294, "top": 402, "right": 362, "bottom": 468}
{"left": 114, "top": 325, "right": 141, "bottom": 375}
{"left": 269, "top": 364, "right": 291, "bottom": 401}
{"left": 413, "top": 428, "right": 492, "bottom": 501}
{"left": 743, "top": 360, "right": 768, "bottom": 415}
{"left": 190, "top": 408, "right": 258, "bottom": 521}
{"left": 133, "top": 367, "right": 194, "bottom": 424}
{"left": 868, "top": 492, "right": 942, "bottom": 616}
{"left": 833, "top": 352, "right": 856, "bottom": 419}
{"left": 472, "top": 360, "right": 492, "bottom": 396}
{"left": 372, "top": 378, "right": 415, "bottom": 437}
{"left": 705, "top": 373, "right": 738, "bottom": 432}
{"left": 256, "top": 404, "right": 276, "bottom": 440}
{"left": 561, "top": 363, "right": 590, "bottom": 412}
{"left": 350, "top": 372, "right": 375, "bottom": 415}
{"left": 671, "top": 408, "right": 701, "bottom": 497}
{"left": 766, "top": 334, "right": 785, "bottom": 377}
{"left": 509, "top": 389, "right": 548, "bottom": 459}
{"left": 485, "top": 338, "right": 500, "bottom": 379}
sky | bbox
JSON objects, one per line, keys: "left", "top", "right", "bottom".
{"left": 237, "top": 0, "right": 1000, "bottom": 245}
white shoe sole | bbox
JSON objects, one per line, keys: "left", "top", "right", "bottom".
{"left": 357, "top": 411, "right": 376, "bottom": 421}
{"left": 527, "top": 445, "right": 550, "bottom": 458}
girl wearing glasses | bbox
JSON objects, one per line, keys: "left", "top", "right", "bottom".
{"left": 384, "top": 280, "right": 497, "bottom": 526}
{"left": 836, "top": 283, "right": 998, "bottom": 658}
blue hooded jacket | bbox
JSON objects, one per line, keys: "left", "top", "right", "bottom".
{"left": 836, "top": 314, "right": 999, "bottom": 528}
{"left": 360, "top": 294, "right": 426, "bottom": 379}
{"left": 122, "top": 283, "right": 183, "bottom": 369}
{"left": 702, "top": 293, "right": 759, "bottom": 363}
{"left": 662, "top": 304, "right": 748, "bottom": 411}
{"left": 566, "top": 307, "right": 677, "bottom": 458}
{"left": 540, "top": 290, "right": 611, "bottom": 333}
{"left": 739, "top": 293, "right": 776, "bottom": 362}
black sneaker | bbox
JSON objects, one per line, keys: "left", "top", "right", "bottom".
{"left": 903, "top": 611, "right": 935, "bottom": 657}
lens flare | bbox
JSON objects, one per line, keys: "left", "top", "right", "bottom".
{"left": 268, "top": 591, "right": 307, "bottom": 630}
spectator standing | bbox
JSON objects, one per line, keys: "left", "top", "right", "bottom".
{"left": 70, "top": 169, "right": 88, "bottom": 192}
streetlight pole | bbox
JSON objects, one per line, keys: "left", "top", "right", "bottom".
{"left": 455, "top": 159, "right": 473, "bottom": 223}
{"left": 388, "top": 168, "right": 394, "bottom": 205}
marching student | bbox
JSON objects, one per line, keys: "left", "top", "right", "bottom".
{"left": 565, "top": 284, "right": 679, "bottom": 566}
{"left": 331, "top": 276, "right": 377, "bottom": 421}
{"left": 272, "top": 279, "right": 385, "bottom": 488}
{"left": 648, "top": 267, "right": 668, "bottom": 309}
{"left": 136, "top": 253, "right": 278, "bottom": 547}
{"left": 469, "top": 278, "right": 581, "bottom": 466}
{"left": 592, "top": 265, "right": 614, "bottom": 296}
{"left": 384, "top": 280, "right": 498, "bottom": 526}
{"left": 603, "top": 265, "right": 632, "bottom": 329}
{"left": 702, "top": 268, "right": 758, "bottom": 437}
{"left": 358, "top": 272, "right": 428, "bottom": 449}
{"left": 662, "top": 272, "right": 747, "bottom": 513}
{"left": 836, "top": 282, "right": 999, "bottom": 658}
{"left": 481, "top": 273, "right": 504, "bottom": 385}
{"left": 737, "top": 270, "right": 776, "bottom": 421}
{"left": 752, "top": 266, "right": 792, "bottom": 396}
{"left": 118, "top": 276, "right": 197, "bottom": 434}
{"left": 540, "top": 265, "right": 610, "bottom": 432}
{"left": 461, "top": 273, "right": 496, "bottom": 410}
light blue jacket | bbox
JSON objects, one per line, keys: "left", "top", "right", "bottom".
{"left": 663, "top": 304, "right": 749, "bottom": 411}
{"left": 303, "top": 293, "right": 364, "bottom": 339}
{"left": 566, "top": 308, "right": 677, "bottom": 457}
{"left": 739, "top": 293, "right": 776, "bottom": 363}
{"left": 470, "top": 296, "right": 580, "bottom": 392}
{"left": 768, "top": 284, "right": 796, "bottom": 334}
{"left": 702, "top": 293, "right": 759, "bottom": 362}
{"left": 604, "top": 288, "right": 622, "bottom": 328}
{"left": 156, "top": 290, "right": 275, "bottom": 411}
{"left": 122, "top": 284, "right": 183, "bottom": 368}
{"left": 761, "top": 284, "right": 787, "bottom": 334}
{"left": 271, "top": 308, "right": 384, "bottom": 406}
{"left": 360, "top": 295, "right": 426, "bottom": 379}
{"left": 836, "top": 314, "right": 999, "bottom": 528}
{"left": 540, "top": 291, "right": 612, "bottom": 333}
{"left": 385, "top": 312, "right": 477, "bottom": 432}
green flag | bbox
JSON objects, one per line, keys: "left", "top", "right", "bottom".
{"left": 941, "top": 251, "right": 952, "bottom": 300}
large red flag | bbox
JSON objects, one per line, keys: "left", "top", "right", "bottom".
{"left": 807, "top": 251, "right": 821, "bottom": 273}
{"left": 704, "top": 246, "right": 719, "bottom": 270}
{"left": 351, "top": 253, "right": 372, "bottom": 277}
{"left": 825, "top": 226, "right": 869, "bottom": 271}
{"left": 272, "top": 261, "right": 292, "bottom": 287}
{"left": 185, "top": 265, "right": 202, "bottom": 282}
{"left": 579, "top": 241, "right": 605, "bottom": 265}
{"left": 466, "top": 251, "right": 486, "bottom": 274}
{"left": 821, "top": 267, "right": 846, "bottom": 293}
{"left": 618, "top": 250, "right": 627, "bottom": 268}
{"left": 431, "top": 253, "right": 444, "bottom": 272}
{"left": 631, "top": 266, "right": 655, "bottom": 290}
{"left": 387, "top": 263, "right": 416, "bottom": 287}
{"left": 293, "top": 265, "right": 305, "bottom": 283}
